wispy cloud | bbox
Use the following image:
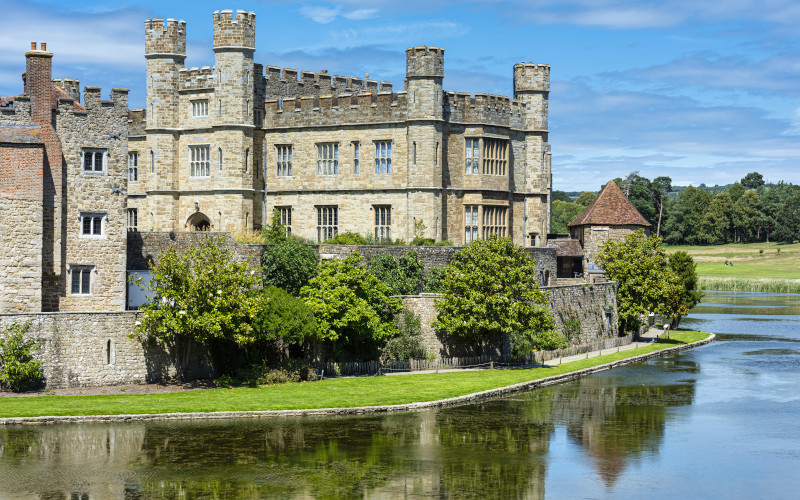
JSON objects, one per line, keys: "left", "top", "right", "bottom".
{"left": 299, "top": 3, "right": 379, "bottom": 24}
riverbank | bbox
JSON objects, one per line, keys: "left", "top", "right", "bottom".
{"left": 0, "top": 330, "right": 713, "bottom": 425}
{"left": 698, "top": 277, "right": 800, "bottom": 293}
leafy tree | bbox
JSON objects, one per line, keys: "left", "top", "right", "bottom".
{"left": 758, "top": 186, "right": 782, "bottom": 242}
{"left": 422, "top": 266, "right": 447, "bottom": 293}
{"left": 367, "top": 250, "right": 423, "bottom": 296}
{"left": 434, "top": 235, "right": 564, "bottom": 354}
{"left": 551, "top": 200, "right": 583, "bottom": 233}
{"left": 698, "top": 192, "right": 734, "bottom": 244}
{"left": 575, "top": 191, "right": 597, "bottom": 207}
{"left": 663, "top": 186, "right": 712, "bottom": 244}
{"left": 0, "top": 322, "right": 43, "bottom": 392}
{"left": 254, "top": 286, "right": 319, "bottom": 345}
{"left": 300, "top": 253, "right": 403, "bottom": 359}
{"left": 741, "top": 171, "right": 765, "bottom": 190}
{"left": 596, "top": 230, "right": 679, "bottom": 333}
{"left": 732, "top": 189, "right": 759, "bottom": 242}
{"left": 652, "top": 176, "right": 672, "bottom": 237}
{"left": 727, "top": 182, "right": 745, "bottom": 203}
{"left": 666, "top": 251, "right": 703, "bottom": 328}
{"left": 262, "top": 238, "right": 319, "bottom": 296}
{"left": 133, "top": 236, "right": 266, "bottom": 378}
{"left": 774, "top": 190, "right": 800, "bottom": 243}
{"left": 552, "top": 190, "right": 572, "bottom": 203}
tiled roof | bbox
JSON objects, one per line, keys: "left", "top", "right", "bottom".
{"left": 547, "top": 238, "right": 584, "bottom": 257}
{"left": 568, "top": 180, "right": 651, "bottom": 227}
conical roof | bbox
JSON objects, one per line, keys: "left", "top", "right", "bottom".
{"left": 568, "top": 180, "right": 651, "bottom": 227}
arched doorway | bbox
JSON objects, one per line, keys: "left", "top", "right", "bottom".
{"left": 187, "top": 212, "right": 212, "bottom": 231}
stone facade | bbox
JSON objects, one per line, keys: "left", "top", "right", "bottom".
{"left": 130, "top": 10, "right": 552, "bottom": 247}
{"left": 0, "top": 43, "right": 129, "bottom": 313}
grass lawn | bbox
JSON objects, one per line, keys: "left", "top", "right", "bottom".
{"left": 664, "top": 242, "right": 800, "bottom": 279}
{"left": 0, "top": 331, "right": 710, "bottom": 419}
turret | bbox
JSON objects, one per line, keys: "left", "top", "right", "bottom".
{"left": 144, "top": 18, "right": 186, "bottom": 129}
{"left": 513, "top": 63, "right": 549, "bottom": 131}
{"left": 405, "top": 46, "right": 444, "bottom": 120}
{"left": 213, "top": 10, "right": 256, "bottom": 125}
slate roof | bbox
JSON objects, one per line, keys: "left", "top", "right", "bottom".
{"left": 568, "top": 180, "right": 651, "bottom": 227}
{"left": 0, "top": 124, "right": 44, "bottom": 144}
{"left": 547, "top": 238, "right": 584, "bottom": 257}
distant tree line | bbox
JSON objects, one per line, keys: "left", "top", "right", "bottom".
{"left": 553, "top": 171, "right": 800, "bottom": 244}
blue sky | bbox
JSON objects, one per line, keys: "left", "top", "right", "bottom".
{"left": 2, "top": 0, "right": 800, "bottom": 192}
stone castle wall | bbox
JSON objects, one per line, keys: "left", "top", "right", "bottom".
{"left": 0, "top": 312, "right": 214, "bottom": 388}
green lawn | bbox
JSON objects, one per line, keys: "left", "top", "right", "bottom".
{"left": 665, "top": 242, "right": 800, "bottom": 279}
{"left": 0, "top": 331, "right": 710, "bottom": 419}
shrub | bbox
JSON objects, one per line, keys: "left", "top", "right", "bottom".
{"left": 323, "top": 232, "right": 369, "bottom": 245}
{"left": 262, "top": 238, "right": 319, "bottom": 296}
{"left": 0, "top": 322, "right": 43, "bottom": 392}
{"left": 381, "top": 311, "right": 428, "bottom": 362}
{"left": 421, "top": 266, "right": 447, "bottom": 293}
{"left": 367, "top": 250, "right": 423, "bottom": 295}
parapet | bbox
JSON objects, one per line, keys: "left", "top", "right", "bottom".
{"left": 513, "top": 62, "right": 550, "bottom": 95}
{"left": 53, "top": 78, "right": 80, "bottom": 101}
{"left": 263, "top": 91, "right": 408, "bottom": 129}
{"left": 444, "top": 91, "right": 526, "bottom": 129}
{"left": 178, "top": 67, "right": 214, "bottom": 90}
{"left": 145, "top": 18, "right": 186, "bottom": 56}
{"left": 263, "top": 65, "right": 393, "bottom": 99}
{"left": 80, "top": 86, "right": 129, "bottom": 111}
{"left": 213, "top": 10, "right": 256, "bottom": 49}
{"left": 406, "top": 45, "right": 444, "bottom": 79}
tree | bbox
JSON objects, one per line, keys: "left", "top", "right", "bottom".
{"left": 663, "top": 186, "right": 712, "bottom": 244}
{"left": 133, "top": 236, "right": 266, "bottom": 378}
{"left": 253, "top": 286, "right": 319, "bottom": 345}
{"left": 366, "top": 250, "right": 423, "bottom": 296}
{"left": 732, "top": 190, "right": 759, "bottom": 242}
{"left": 596, "top": 230, "right": 678, "bottom": 333}
{"left": 433, "top": 235, "right": 565, "bottom": 354}
{"left": 652, "top": 176, "right": 672, "bottom": 237}
{"left": 552, "top": 190, "right": 572, "bottom": 203}
{"left": 773, "top": 190, "right": 800, "bottom": 243}
{"left": 551, "top": 200, "right": 583, "bottom": 233}
{"left": 262, "top": 209, "right": 289, "bottom": 244}
{"left": 727, "top": 182, "right": 745, "bottom": 203}
{"left": 698, "top": 192, "right": 734, "bottom": 244}
{"left": 575, "top": 191, "right": 597, "bottom": 207}
{"left": 262, "top": 238, "right": 319, "bottom": 296}
{"left": 0, "top": 322, "right": 43, "bottom": 392}
{"left": 741, "top": 171, "right": 765, "bottom": 190}
{"left": 666, "top": 251, "right": 703, "bottom": 328}
{"left": 300, "top": 252, "right": 403, "bottom": 359}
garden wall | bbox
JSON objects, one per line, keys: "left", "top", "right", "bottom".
{"left": 0, "top": 312, "right": 214, "bottom": 389}
{"left": 128, "top": 232, "right": 558, "bottom": 285}
{"left": 400, "top": 282, "right": 619, "bottom": 359}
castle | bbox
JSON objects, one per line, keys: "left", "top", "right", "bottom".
{"left": 129, "top": 10, "right": 553, "bottom": 246}
{"left": 0, "top": 8, "right": 553, "bottom": 314}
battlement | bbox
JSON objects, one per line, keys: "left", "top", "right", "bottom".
{"left": 263, "top": 91, "right": 407, "bottom": 129}
{"left": 513, "top": 62, "right": 550, "bottom": 95}
{"left": 145, "top": 18, "right": 186, "bottom": 56}
{"left": 52, "top": 78, "right": 80, "bottom": 101}
{"left": 444, "top": 91, "right": 526, "bottom": 128}
{"left": 79, "top": 86, "right": 129, "bottom": 111}
{"left": 178, "top": 66, "right": 214, "bottom": 90}
{"left": 262, "top": 65, "right": 392, "bottom": 99}
{"left": 406, "top": 45, "right": 444, "bottom": 79}
{"left": 213, "top": 10, "right": 255, "bottom": 49}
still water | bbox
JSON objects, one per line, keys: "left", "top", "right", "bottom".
{"left": 2, "top": 292, "right": 799, "bottom": 499}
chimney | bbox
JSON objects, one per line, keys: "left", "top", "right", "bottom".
{"left": 25, "top": 42, "right": 54, "bottom": 125}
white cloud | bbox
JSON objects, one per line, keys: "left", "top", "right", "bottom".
{"left": 299, "top": 5, "right": 341, "bottom": 24}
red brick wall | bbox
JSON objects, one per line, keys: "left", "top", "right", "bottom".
{"left": 0, "top": 142, "right": 44, "bottom": 201}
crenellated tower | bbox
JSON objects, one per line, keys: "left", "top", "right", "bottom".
{"left": 405, "top": 46, "right": 444, "bottom": 121}
{"left": 213, "top": 10, "right": 255, "bottom": 125}
{"left": 514, "top": 63, "right": 552, "bottom": 244}
{"left": 144, "top": 18, "right": 186, "bottom": 129}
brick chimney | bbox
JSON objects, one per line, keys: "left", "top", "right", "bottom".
{"left": 25, "top": 42, "right": 53, "bottom": 125}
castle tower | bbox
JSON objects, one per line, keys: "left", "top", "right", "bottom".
{"left": 405, "top": 46, "right": 445, "bottom": 240}
{"left": 514, "top": 63, "right": 552, "bottom": 245}
{"left": 144, "top": 18, "right": 185, "bottom": 129}
{"left": 213, "top": 10, "right": 255, "bottom": 125}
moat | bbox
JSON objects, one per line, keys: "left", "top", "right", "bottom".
{"left": 1, "top": 291, "right": 799, "bottom": 499}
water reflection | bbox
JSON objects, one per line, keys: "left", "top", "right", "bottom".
{"left": 0, "top": 372, "right": 695, "bottom": 499}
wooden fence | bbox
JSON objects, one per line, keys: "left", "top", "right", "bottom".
{"left": 314, "top": 333, "right": 636, "bottom": 377}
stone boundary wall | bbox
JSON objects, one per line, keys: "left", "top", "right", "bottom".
{"left": 128, "top": 232, "right": 558, "bottom": 285}
{"left": 0, "top": 312, "right": 213, "bottom": 389}
{"left": 0, "top": 334, "right": 715, "bottom": 425}
{"left": 544, "top": 282, "right": 619, "bottom": 344}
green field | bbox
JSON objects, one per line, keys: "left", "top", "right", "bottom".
{"left": 0, "top": 331, "right": 709, "bottom": 419}
{"left": 665, "top": 242, "right": 800, "bottom": 280}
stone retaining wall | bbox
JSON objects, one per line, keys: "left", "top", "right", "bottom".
{"left": 0, "top": 312, "right": 213, "bottom": 389}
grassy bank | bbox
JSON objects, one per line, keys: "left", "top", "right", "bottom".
{"left": 0, "top": 331, "right": 710, "bottom": 419}
{"left": 665, "top": 242, "right": 800, "bottom": 280}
